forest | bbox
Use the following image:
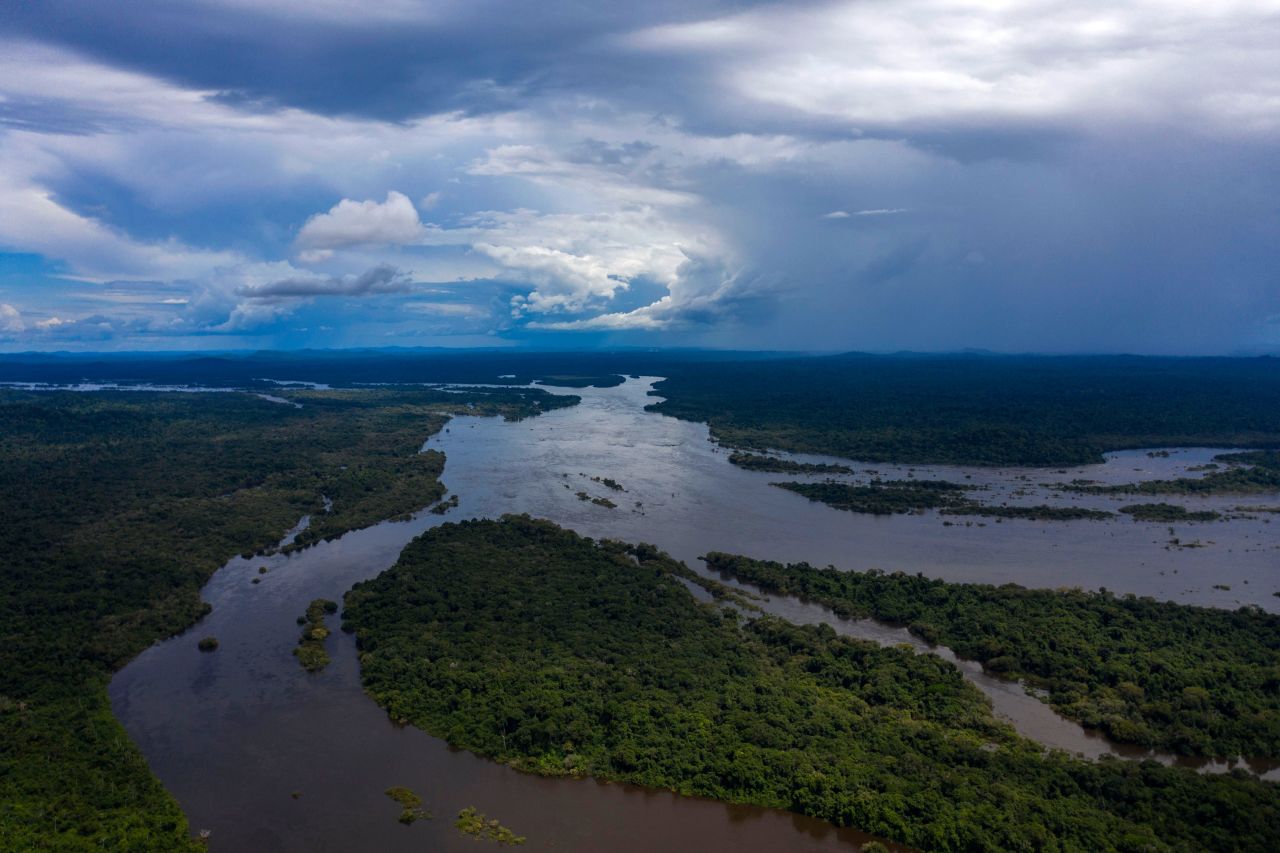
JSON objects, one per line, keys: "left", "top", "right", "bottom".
{"left": 343, "top": 516, "right": 1280, "bottom": 852}
{"left": 704, "top": 553, "right": 1280, "bottom": 758}
{"left": 0, "top": 386, "right": 569, "bottom": 850}
{"left": 647, "top": 354, "right": 1280, "bottom": 466}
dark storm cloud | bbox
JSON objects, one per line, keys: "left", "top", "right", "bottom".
{"left": 0, "top": 1, "right": 778, "bottom": 122}
{"left": 237, "top": 264, "right": 411, "bottom": 300}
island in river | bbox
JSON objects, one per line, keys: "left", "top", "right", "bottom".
{"left": 344, "top": 516, "right": 1280, "bottom": 852}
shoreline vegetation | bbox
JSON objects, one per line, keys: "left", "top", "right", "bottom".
{"left": 343, "top": 516, "right": 1280, "bottom": 852}
{"left": 0, "top": 386, "right": 571, "bottom": 849}
{"left": 703, "top": 552, "right": 1280, "bottom": 759}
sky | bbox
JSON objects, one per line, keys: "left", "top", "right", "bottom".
{"left": 1, "top": 1, "right": 1278, "bottom": 354}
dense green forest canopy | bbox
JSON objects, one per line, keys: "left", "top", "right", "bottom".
{"left": 0, "top": 386, "right": 569, "bottom": 850}
{"left": 648, "top": 354, "right": 1280, "bottom": 466}
{"left": 704, "top": 553, "right": 1280, "bottom": 758}
{"left": 343, "top": 517, "right": 1280, "bottom": 852}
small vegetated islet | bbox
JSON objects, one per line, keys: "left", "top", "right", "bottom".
{"left": 455, "top": 807, "right": 526, "bottom": 845}
{"left": 384, "top": 786, "right": 429, "bottom": 824}
{"left": 294, "top": 599, "right": 339, "bottom": 672}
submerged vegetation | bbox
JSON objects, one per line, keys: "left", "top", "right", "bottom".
{"left": 0, "top": 386, "right": 569, "bottom": 849}
{"left": 705, "top": 552, "right": 1280, "bottom": 758}
{"left": 455, "top": 807, "right": 526, "bottom": 845}
{"left": 1120, "top": 503, "right": 1222, "bottom": 522}
{"left": 944, "top": 503, "right": 1112, "bottom": 521}
{"left": 775, "top": 479, "right": 1111, "bottom": 520}
{"left": 728, "top": 451, "right": 854, "bottom": 475}
{"left": 591, "top": 476, "right": 625, "bottom": 491}
{"left": 294, "top": 599, "right": 339, "bottom": 672}
{"left": 344, "top": 517, "right": 1280, "bottom": 851}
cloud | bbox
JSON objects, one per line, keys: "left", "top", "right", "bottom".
{"left": 237, "top": 264, "right": 412, "bottom": 299}
{"left": 625, "top": 1, "right": 1280, "bottom": 137}
{"left": 403, "top": 301, "right": 488, "bottom": 319}
{"left": 2, "top": 3, "right": 1279, "bottom": 353}
{"left": 531, "top": 250, "right": 777, "bottom": 331}
{"left": 0, "top": 304, "right": 24, "bottom": 333}
{"left": 0, "top": 152, "right": 242, "bottom": 282}
{"left": 295, "top": 191, "right": 425, "bottom": 260}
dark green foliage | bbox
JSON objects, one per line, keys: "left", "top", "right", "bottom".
{"left": 0, "top": 386, "right": 567, "bottom": 849}
{"left": 455, "top": 807, "right": 525, "bottom": 845}
{"left": 728, "top": 452, "right": 853, "bottom": 475}
{"left": 344, "top": 517, "right": 1280, "bottom": 852}
{"left": 775, "top": 480, "right": 1110, "bottom": 520}
{"left": 774, "top": 479, "right": 968, "bottom": 514}
{"left": 648, "top": 355, "right": 1280, "bottom": 465}
{"left": 706, "top": 552, "right": 1280, "bottom": 758}
{"left": 294, "top": 599, "right": 339, "bottom": 672}
{"left": 1120, "top": 503, "right": 1222, "bottom": 522}
{"left": 384, "top": 786, "right": 429, "bottom": 824}
{"left": 1068, "top": 451, "right": 1280, "bottom": 496}
{"left": 197, "top": 636, "right": 219, "bottom": 652}
{"left": 591, "top": 476, "right": 625, "bottom": 491}
{"left": 430, "top": 494, "right": 460, "bottom": 515}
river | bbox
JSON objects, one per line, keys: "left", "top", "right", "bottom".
{"left": 109, "top": 376, "right": 1280, "bottom": 850}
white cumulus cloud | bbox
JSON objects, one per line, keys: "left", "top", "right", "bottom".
{"left": 295, "top": 191, "right": 425, "bottom": 260}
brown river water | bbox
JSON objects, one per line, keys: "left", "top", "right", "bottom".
{"left": 109, "top": 377, "right": 1280, "bottom": 850}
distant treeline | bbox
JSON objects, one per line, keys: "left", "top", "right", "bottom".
{"left": 5, "top": 351, "right": 1278, "bottom": 466}
{"left": 704, "top": 552, "right": 1280, "bottom": 758}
